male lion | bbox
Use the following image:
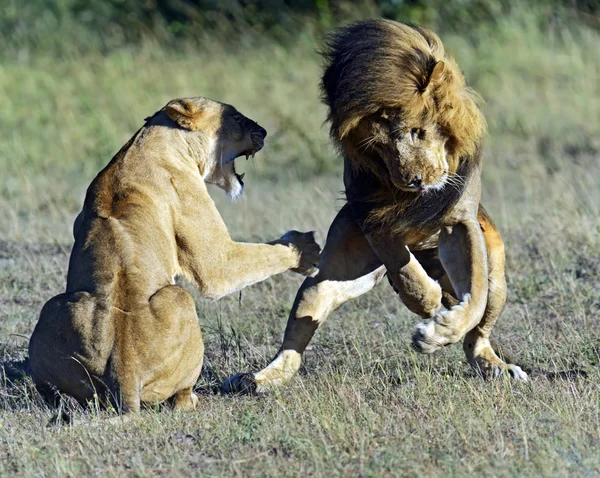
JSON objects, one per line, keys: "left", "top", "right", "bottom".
{"left": 223, "top": 20, "right": 527, "bottom": 393}
{"left": 28, "top": 97, "right": 320, "bottom": 413}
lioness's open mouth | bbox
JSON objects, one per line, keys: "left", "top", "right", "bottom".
{"left": 232, "top": 148, "right": 259, "bottom": 185}
{"left": 231, "top": 131, "right": 265, "bottom": 187}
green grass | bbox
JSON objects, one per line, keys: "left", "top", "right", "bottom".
{"left": 1, "top": 8, "right": 599, "bottom": 477}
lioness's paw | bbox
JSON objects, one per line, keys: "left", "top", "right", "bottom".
{"left": 278, "top": 230, "right": 321, "bottom": 276}
{"left": 220, "top": 373, "right": 258, "bottom": 395}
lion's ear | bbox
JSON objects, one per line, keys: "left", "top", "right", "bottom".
{"left": 165, "top": 99, "right": 205, "bottom": 130}
{"left": 424, "top": 61, "right": 446, "bottom": 91}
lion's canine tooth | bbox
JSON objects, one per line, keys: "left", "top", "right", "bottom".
{"left": 245, "top": 153, "right": 249, "bottom": 160}
{"left": 239, "top": 173, "right": 245, "bottom": 180}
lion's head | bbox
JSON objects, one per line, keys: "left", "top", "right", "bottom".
{"left": 350, "top": 109, "right": 450, "bottom": 193}
{"left": 321, "top": 20, "right": 486, "bottom": 195}
{"left": 162, "top": 97, "right": 266, "bottom": 199}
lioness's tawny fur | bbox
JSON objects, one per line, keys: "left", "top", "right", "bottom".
{"left": 223, "top": 20, "right": 526, "bottom": 393}
{"left": 29, "top": 97, "right": 320, "bottom": 412}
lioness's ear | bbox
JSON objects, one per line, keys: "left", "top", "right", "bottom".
{"left": 165, "top": 99, "right": 204, "bottom": 130}
{"left": 423, "top": 61, "right": 446, "bottom": 91}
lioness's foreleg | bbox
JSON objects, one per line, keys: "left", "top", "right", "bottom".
{"left": 176, "top": 187, "right": 320, "bottom": 300}
{"left": 412, "top": 217, "right": 489, "bottom": 352}
{"left": 462, "top": 210, "right": 528, "bottom": 380}
{"left": 221, "top": 206, "right": 386, "bottom": 393}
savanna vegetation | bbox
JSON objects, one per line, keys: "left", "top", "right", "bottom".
{"left": 1, "top": 1, "right": 599, "bottom": 476}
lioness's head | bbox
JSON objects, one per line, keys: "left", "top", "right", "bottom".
{"left": 321, "top": 20, "right": 486, "bottom": 194}
{"left": 164, "top": 97, "right": 266, "bottom": 199}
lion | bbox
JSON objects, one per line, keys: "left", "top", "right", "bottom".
{"left": 222, "top": 20, "right": 527, "bottom": 393}
{"left": 28, "top": 97, "right": 321, "bottom": 413}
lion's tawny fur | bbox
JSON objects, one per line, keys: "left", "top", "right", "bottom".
{"left": 221, "top": 20, "right": 528, "bottom": 394}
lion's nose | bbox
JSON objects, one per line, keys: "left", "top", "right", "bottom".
{"left": 407, "top": 176, "right": 422, "bottom": 189}
{"left": 254, "top": 126, "right": 267, "bottom": 139}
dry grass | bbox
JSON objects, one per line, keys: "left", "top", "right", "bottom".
{"left": 1, "top": 9, "right": 599, "bottom": 477}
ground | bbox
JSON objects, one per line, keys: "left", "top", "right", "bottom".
{"left": 1, "top": 10, "right": 599, "bottom": 477}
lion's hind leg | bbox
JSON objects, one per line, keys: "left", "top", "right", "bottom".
{"left": 411, "top": 208, "right": 528, "bottom": 380}
{"left": 173, "top": 387, "right": 199, "bottom": 411}
{"left": 462, "top": 210, "right": 528, "bottom": 380}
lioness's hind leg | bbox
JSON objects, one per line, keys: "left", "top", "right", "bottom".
{"left": 463, "top": 209, "right": 528, "bottom": 380}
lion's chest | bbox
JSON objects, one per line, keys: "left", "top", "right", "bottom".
{"left": 403, "top": 229, "right": 440, "bottom": 251}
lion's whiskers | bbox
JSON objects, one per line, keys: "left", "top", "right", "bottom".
{"left": 357, "top": 135, "right": 378, "bottom": 152}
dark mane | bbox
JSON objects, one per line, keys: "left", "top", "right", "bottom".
{"left": 320, "top": 19, "right": 487, "bottom": 234}
{"left": 345, "top": 151, "right": 479, "bottom": 235}
{"left": 320, "top": 19, "right": 486, "bottom": 169}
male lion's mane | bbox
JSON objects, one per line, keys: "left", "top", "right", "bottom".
{"left": 320, "top": 20, "right": 487, "bottom": 234}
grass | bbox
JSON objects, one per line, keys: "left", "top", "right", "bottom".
{"left": 1, "top": 8, "right": 599, "bottom": 477}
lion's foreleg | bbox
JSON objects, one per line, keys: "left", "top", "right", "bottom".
{"left": 253, "top": 266, "right": 386, "bottom": 390}
{"left": 221, "top": 205, "right": 385, "bottom": 393}
{"left": 387, "top": 249, "right": 443, "bottom": 318}
{"left": 412, "top": 219, "right": 489, "bottom": 353}
{"left": 363, "top": 230, "right": 443, "bottom": 319}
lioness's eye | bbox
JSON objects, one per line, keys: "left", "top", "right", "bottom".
{"left": 410, "top": 128, "right": 425, "bottom": 140}
{"left": 232, "top": 113, "right": 242, "bottom": 121}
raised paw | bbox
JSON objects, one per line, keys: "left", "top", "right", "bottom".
{"left": 412, "top": 299, "right": 470, "bottom": 353}
{"left": 220, "top": 373, "right": 258, "bottom": 395}
{"left": 389, "top": 273, "right": 443, "bottom": 318}
{"left": 277, "top": 230, "right": 321, "bottom": 276}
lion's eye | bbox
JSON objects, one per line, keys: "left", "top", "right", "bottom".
{"left": 410, "top": 128, "right": 425, "bottom": 140}
{"left": 232, "top": 113, "right": 242, "bottom": 121}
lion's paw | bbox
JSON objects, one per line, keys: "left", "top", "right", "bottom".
{"left": 506, "top": 364, "right": 528, "bottom": 381}
{"left": 483, "top": 363, "right": 528, "bottom": 382}
{"left": 412, "top": 299, "right": 469, "bottom": 354}
{"left": 412, "top": 320, "right": 442, "bottom": 354}
{"left": 220, "top": 373, "right": 258, "bottom": 395}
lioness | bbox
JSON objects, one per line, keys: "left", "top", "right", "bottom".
{"left": 223, "top": 20, "right": 527, "bottom": 393}
{"left": 28, "top": 97, "right": 320, "bottom": 412}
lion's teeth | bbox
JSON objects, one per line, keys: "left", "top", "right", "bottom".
{"left": 239, "top": 173, "right": 245, "bottom": 180}
{"left": 251, "top": 151, "right": 255, "bottom": 159}
{"left": 245, "top": 153, "right": 249, "bottom": 160}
